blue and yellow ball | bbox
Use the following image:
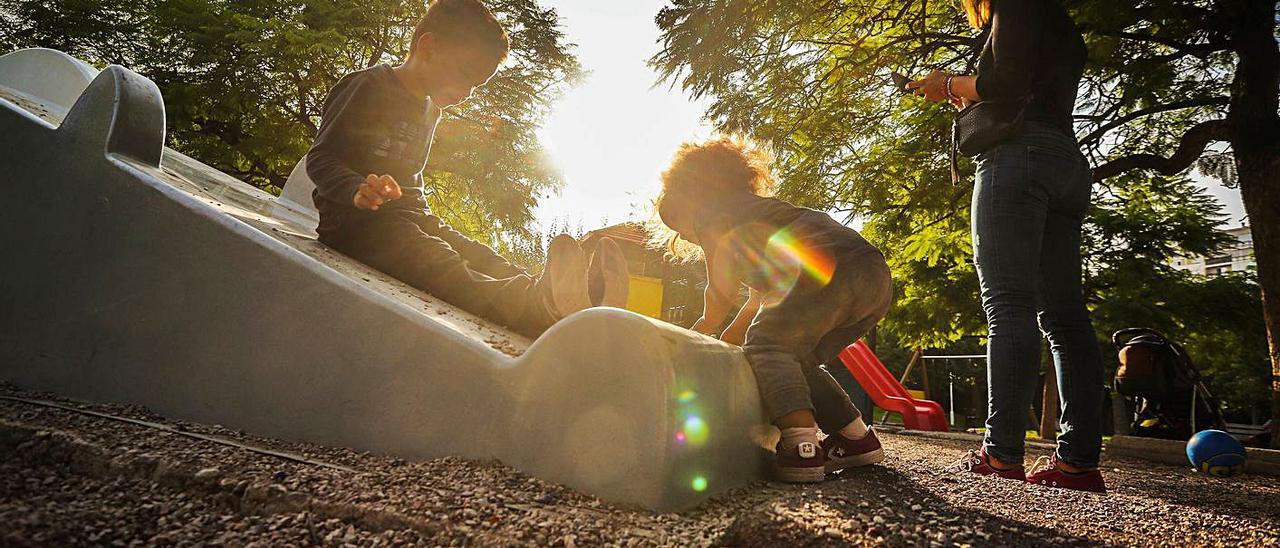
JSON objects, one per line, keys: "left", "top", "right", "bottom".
{"left": 1186, "top": 430, "right": 1246, "bottom": 477}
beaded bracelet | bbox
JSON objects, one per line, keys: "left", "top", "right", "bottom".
{"left": 944, "top": 74, "right": 960, "bottom": 102}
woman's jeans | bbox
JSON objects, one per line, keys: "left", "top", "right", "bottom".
{"left": 973, "top": 122, "right": 1104, "bottom": 469}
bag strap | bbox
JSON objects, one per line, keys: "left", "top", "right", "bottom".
{"left": 950, "top": 122, "right": 961, "bottom": 185}
{"left": 948, "top": 93, "right": 1034, "bottom": 186}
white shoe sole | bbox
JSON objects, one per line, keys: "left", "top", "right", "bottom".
{"left": 825, "top": 447, "right": 885, "bottom": 473}
{"left": 545, "top": 235, "right": 590, "bottom": 317}
{"left": 775, "top": 465, "right": 827, "bottom": 483}
{"left": 593, "top": 237, "right": 630, "bottom": 308}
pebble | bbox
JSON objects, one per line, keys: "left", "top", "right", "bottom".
{"left": 194, "top": 467, "right": 221, "bottom": 481}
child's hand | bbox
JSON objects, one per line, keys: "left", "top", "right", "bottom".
{"left": 353, "top": 174, "right": 403, "bottom": 211}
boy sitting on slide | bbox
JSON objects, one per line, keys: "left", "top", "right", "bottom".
{"left": 305, "top": 0, "right": 628, "bottom": 336}
{"left": 654, "top": 137, "right": 894, "bottom": 482}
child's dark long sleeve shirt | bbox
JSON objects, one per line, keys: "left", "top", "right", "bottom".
{"left": 305, "top": 64, "right": 525, "bottom": 279}
{"left": 306, "top": 65, "right": 441, "bottom": 235}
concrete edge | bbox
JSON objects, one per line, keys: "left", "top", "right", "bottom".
{"left": 882, "top": 427, "right": 1059, "bottom": 451}
{"left": 1107, "top": 435, "right": 1280, "bottom": 477}
{"left": 0, "top": 47, "right": 99, "bottom": 113}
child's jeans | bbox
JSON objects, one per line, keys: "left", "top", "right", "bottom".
{"left": 319, "top": 210, "right": 558, "bottom": 336}
{"left": 743, "top": 254, "right": 893, "bottom": 433}
{"left": 972, "top": 121, "right": 1104, "bottom": 469}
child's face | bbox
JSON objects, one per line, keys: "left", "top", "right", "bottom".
{"left": 659, "top": 200, "right": 701, "bottom": 245}
{"left": 412, "top": 34, "right": 502, "bottom": 107}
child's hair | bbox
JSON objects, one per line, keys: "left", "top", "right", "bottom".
{"left": 650, "top": 136, "right": 778, "bottom": 262}
{"left": 413, "top": 0, "right": 511, "bottom": 60}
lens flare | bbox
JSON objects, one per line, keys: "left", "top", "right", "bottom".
{"left": 722, "top": 223, "right": 837, "bottom": 296}
{"left": 675, "top": 431, "right": 687, "bottom": 445}
{"left": 691, "top": 476, "right": 708, "bottom": 492}
{"left": 676, "top": 390, "right": 698, "bottom": 404}
{"left": 683, "top": 416, "right": 709, "bottom": 446}
{"left": 766, "top": 228, "right": 835, "bottom": 289}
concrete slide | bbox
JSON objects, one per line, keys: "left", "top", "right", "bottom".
{"left": 838, "top": 341, "right": 949, "bottom": 432}
{"left": 0, "top": 48, "right": 773, "bottom": 510}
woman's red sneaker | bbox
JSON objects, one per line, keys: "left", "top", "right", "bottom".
{"left": 949, "top": 449, "right": 1026, "bottom": 480}
{"left": 1026, "top": 454, "right": 1107, "bottom": 493}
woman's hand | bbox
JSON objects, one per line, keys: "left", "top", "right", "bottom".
{"left": 907, "top": 70, "right": 953, "bottom": 103}
{"left": 909, "top": 71, "right": 980, "bottom": 109}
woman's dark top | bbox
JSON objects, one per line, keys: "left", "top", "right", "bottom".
{"left": 975, "top": 0, "right": 1086, "bottom": 137}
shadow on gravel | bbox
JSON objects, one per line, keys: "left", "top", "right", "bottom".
{"left": 719, "top": 465, "right": 1098, "bottom": 547}
{"left": 1103, "top": 455, "right": 1280, "bottom": 526}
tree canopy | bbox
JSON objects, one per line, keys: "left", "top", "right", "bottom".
{"left": 650, "top": 0, "right": 1274, "bottom": 419}
{"left": 0, "top": 0, "right": 583, "bottom": 251}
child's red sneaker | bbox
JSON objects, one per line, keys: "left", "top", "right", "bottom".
{"left": 1026, "top": 454, "right": 1107, "bottom": 493}
{"left": 950, "top": 449, "right": 1026, "bottom": 480}
{"left": 821, "top": 429, "right": 885, "bottom": 473}
{"left": 774, "top": 440, "right": 826, "bottom": 483}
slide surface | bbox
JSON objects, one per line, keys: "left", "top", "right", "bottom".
{"left": 0, "top": 49, "right": 773, "bottom": 510}
{"left": 838, "top": 341, "right": 948, "bottom": 432}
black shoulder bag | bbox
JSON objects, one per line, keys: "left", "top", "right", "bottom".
{"left": 948, "top": 22, "right": 1035, "bottom": 184}
{"left": 949, "top": 95, "right": 1032, "bottom": 184}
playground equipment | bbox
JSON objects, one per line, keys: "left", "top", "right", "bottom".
{"left": 1113, "top": 328, "right": 1226, "bottom": 440}
{"left": 838, "top": 342, "right": 948, "bottom": 431}
{"left": 0, "top": 48, "right": 773, "bottom": 510}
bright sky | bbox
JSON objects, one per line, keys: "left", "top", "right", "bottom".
{"left": 533, "top": 0, "right": 711, "bottom": 233}
{"left": 530, "top": 2, "right": 1247, "bottom": 232}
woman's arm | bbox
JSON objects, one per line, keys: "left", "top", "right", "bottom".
{"left": 909, "top": 71, "right": 979, "bottom": 109}
{"left": 719, "top": 288, "right": 763, "bottom": 346}
{"left": 973, "top": 0, "right": 1041, "bottom": 102}
{"left": 908, "top": 0, "right": 1041, "bottom": 107}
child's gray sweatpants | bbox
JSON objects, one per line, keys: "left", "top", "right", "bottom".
{"left": 742, "top": 253, "right": 893, "bottom": 432}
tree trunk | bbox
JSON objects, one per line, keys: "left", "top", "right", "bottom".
{"left": 1223, "top": 0, "right": 1280, "bottom": 448}
{"left": 1238, "top": 162, "right": 1280, "bottom": 448}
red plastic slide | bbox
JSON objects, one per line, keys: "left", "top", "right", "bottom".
{"left": 838, "top": 341, "right": 949, "bottom": 432}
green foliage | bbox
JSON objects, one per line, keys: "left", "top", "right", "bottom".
{"left": 0, "top": 0, "right": 582, "bottom": 247}
{"left": 651, "top": 0, "right": 1270, "bottom": 416}
{"left": 1086, "top": 174, "right": 1268, "bottom": 416}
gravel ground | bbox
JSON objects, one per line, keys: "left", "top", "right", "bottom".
{"left": 2, "top": 382, "right": 1277, "bottom": 547}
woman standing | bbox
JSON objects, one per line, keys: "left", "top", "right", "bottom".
{"left": 909, "top": 0, "right": 1105, "bottom": 492}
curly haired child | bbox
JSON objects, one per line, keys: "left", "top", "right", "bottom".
{"left": 654, "top": 137, "right": 894, "bottom": 482}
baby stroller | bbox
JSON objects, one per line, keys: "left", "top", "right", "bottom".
{"left": 1113, "top": 328, "right": 1225, "bottom": 440}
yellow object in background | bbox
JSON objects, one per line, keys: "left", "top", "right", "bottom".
{"left": 626, "top": 275, "right": 664, "bottom": 318}
{"left": 908, "top": 389, "right": 927, "bottom": 400}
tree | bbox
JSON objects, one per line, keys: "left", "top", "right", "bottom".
{"left": 1085, "top": 174, "right": 1270, "bottom": 420}
{"left": 1073, "top": 1, "right": 1279, "bottom": 444}
{"left": 651, "top": 0, "right": 1276, "bottom": 436}
{"left": 0, "top": 0, "right": 583, "bottom": 250}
